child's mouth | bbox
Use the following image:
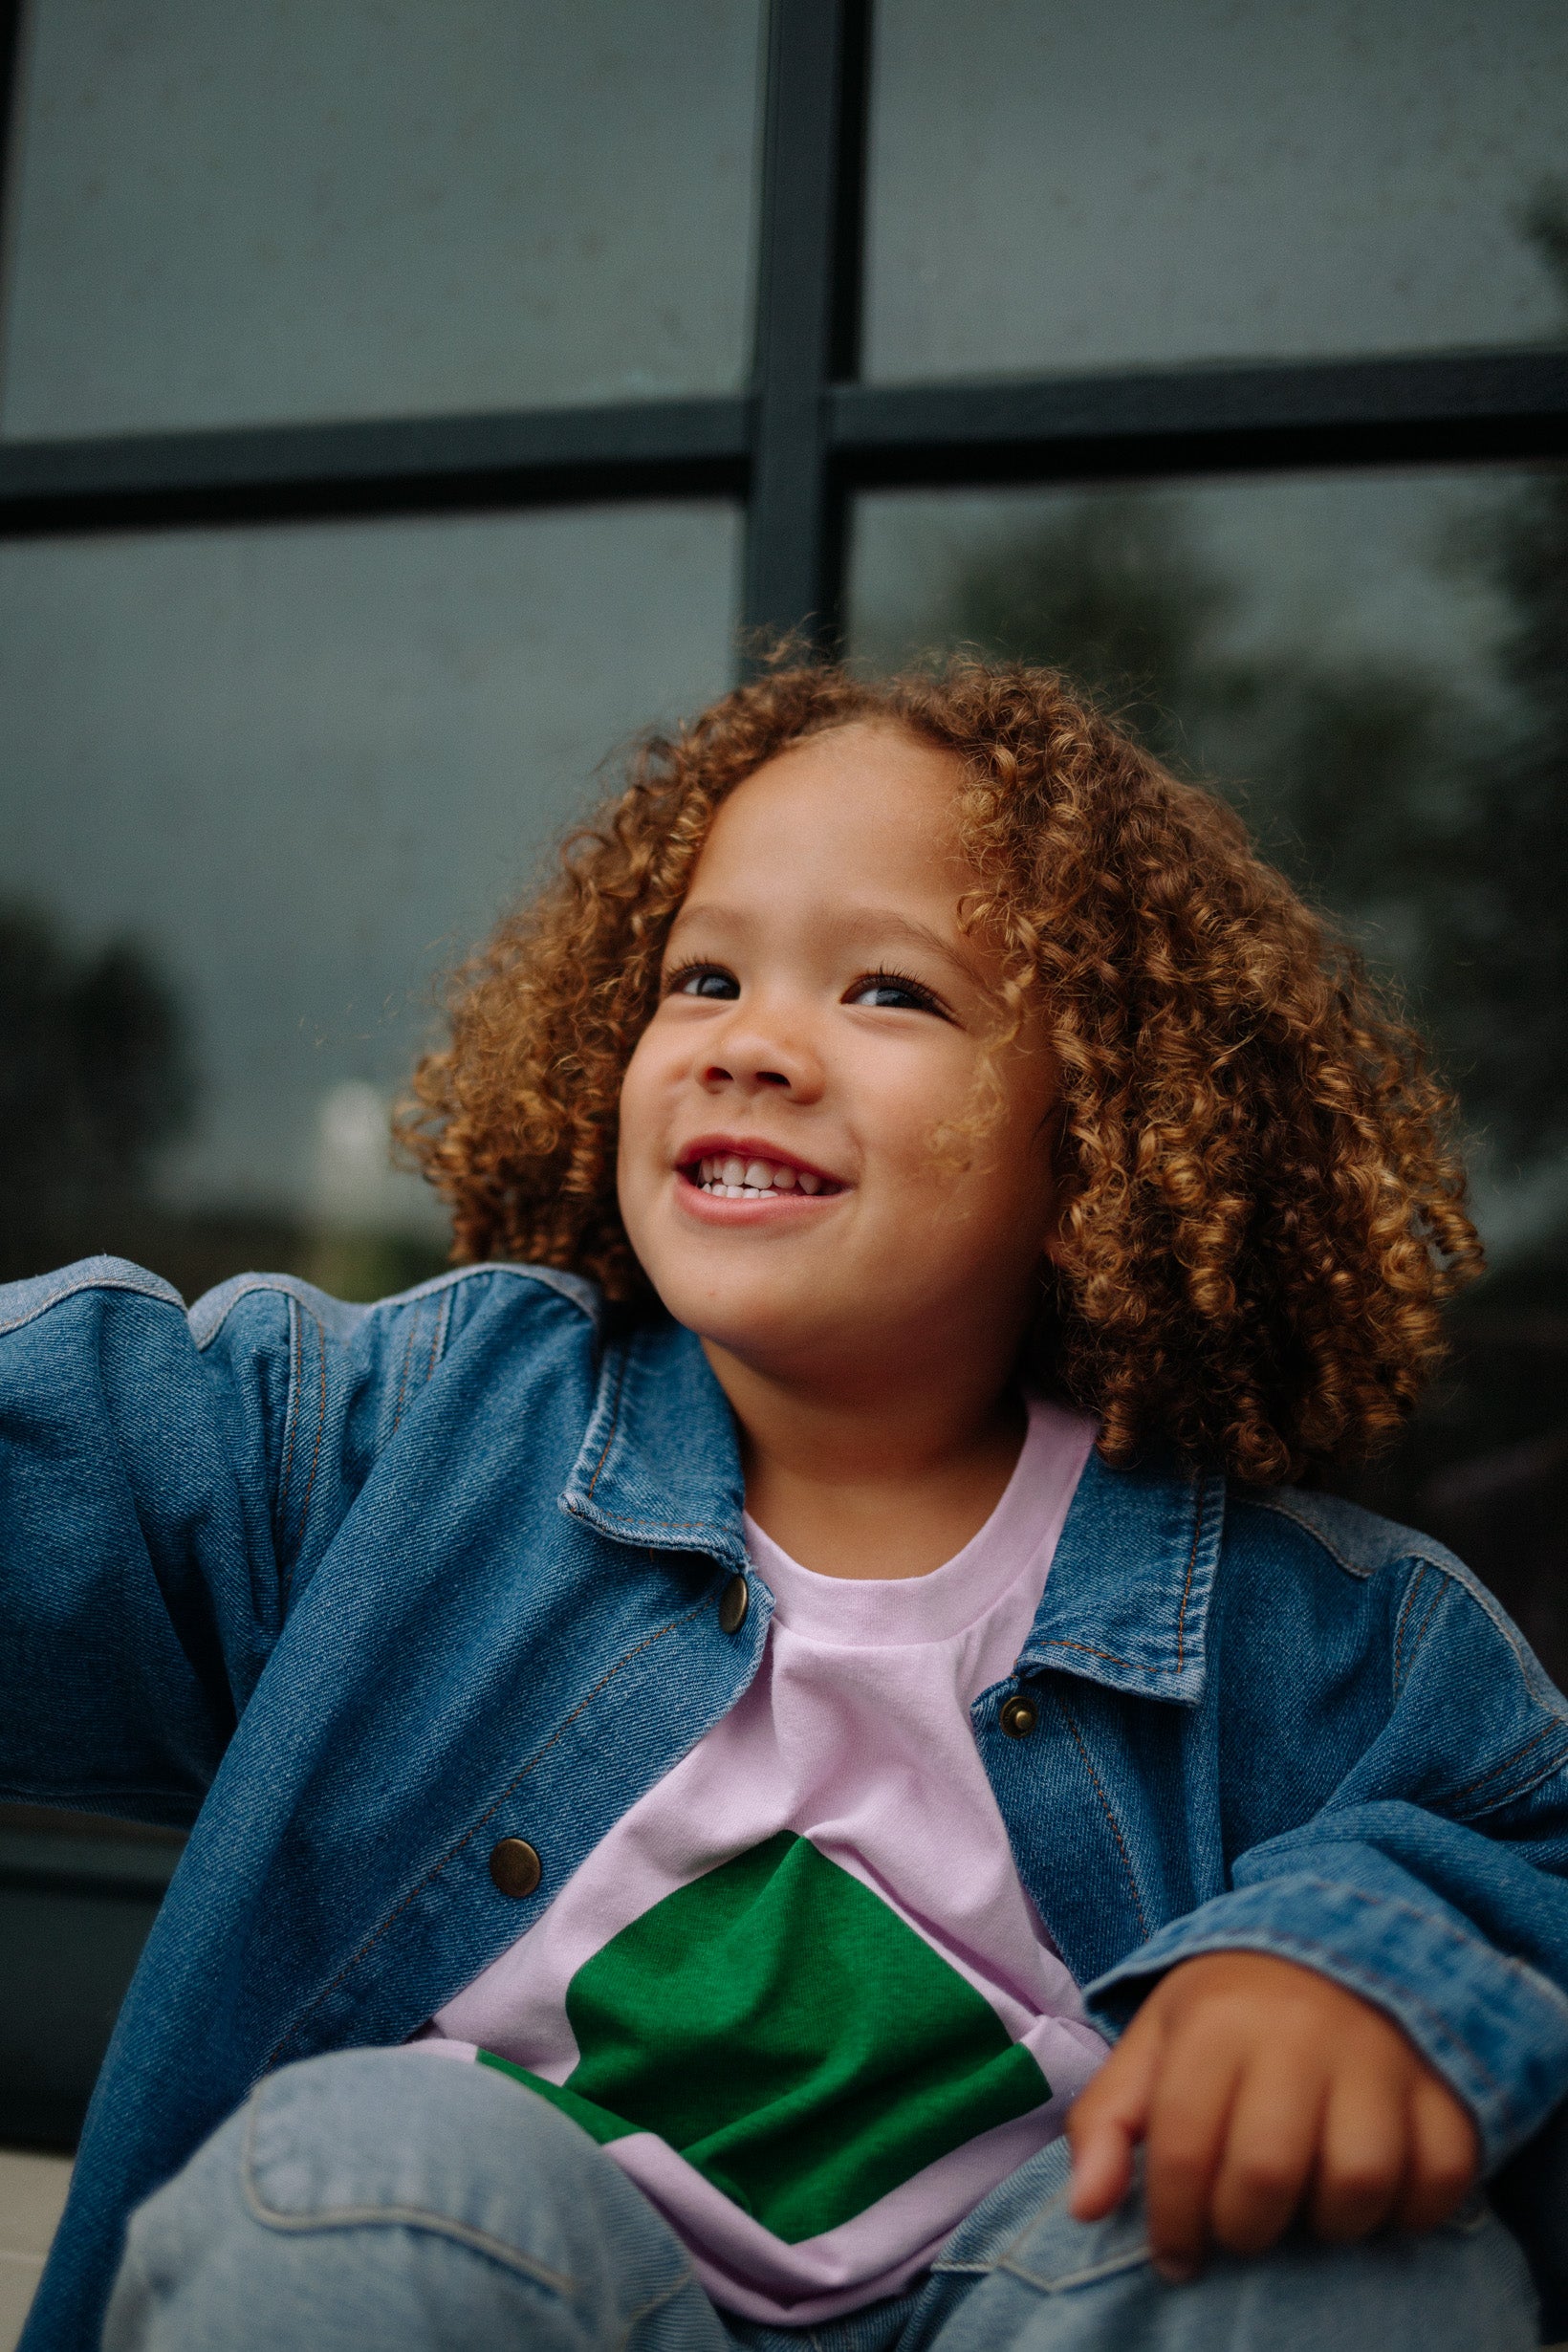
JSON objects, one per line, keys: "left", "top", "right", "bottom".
{"left": 681, "top": 1153, "right": 843, "bottom": 1200}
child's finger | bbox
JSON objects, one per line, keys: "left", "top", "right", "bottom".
{"left": 1066, "top": 2111, "right": 1137, "bottom": 2223}
{"left": 1066, "top": 2015, "right": 1165, "bottom": 2221}
{"left": 1308, "top": 2066, "right": 1406, "bottom": 2242}
{"left": 1208, "top": 2053, "right": 1326, "bottom": 2254}
{"left": 1142, "top": 2028, "right": 1246, "bottom": 2279}
{"left": 1396, "top": 2073, "right": 1479, "bottom": 2234}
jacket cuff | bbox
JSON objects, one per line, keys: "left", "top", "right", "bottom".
{"left": 1082, "top": 1864, "right": 1568, "bottom": 2172}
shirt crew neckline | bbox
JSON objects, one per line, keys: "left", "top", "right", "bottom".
{"left": 743, "top": 1395, "right": 1096, "bottom": 1649}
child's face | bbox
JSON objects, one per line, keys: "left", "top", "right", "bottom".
{"left": 616, "top": 722, "right": 1060, "bottom": 1391}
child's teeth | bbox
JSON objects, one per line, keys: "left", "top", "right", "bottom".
{"left": 692, "top": 1155, "right": 831, "bottom": 1195}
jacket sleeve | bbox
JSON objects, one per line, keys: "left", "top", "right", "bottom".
{"left": 1083, "top": 1550, "right": 1568, "bottom": 2178}
{"left": 0, "top": 1256, "right": 325, "bottom": 1827}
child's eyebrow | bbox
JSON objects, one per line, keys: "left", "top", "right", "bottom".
{"left": 668, "top": 902, "right": 988, "bottom": 987}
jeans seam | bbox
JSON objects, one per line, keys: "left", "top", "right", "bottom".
{"left": 998, "top": 2240, "right": 1154, "bottom": 2295}
{"left": 945, "top": 2180, "right": 1155, "bottom": 2298}
{"left": 240, "top": 2093, "right": 578, "bottom": 2297}
{"left": 612, "top": 2262, "right": 708, "bottom": 2349}
{"left": 958, "top": 2186, "right": 1071, "bottom": 2285}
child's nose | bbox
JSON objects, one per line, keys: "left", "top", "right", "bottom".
{"left": 700, "top": 1007, "right": 822, "bottom": 1099}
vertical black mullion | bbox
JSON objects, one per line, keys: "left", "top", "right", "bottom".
{"left": 741, "top": 0, "right": 871, "bottom": 662}
{"left": 0, "top": 0, "right": 25, "bottom": 235}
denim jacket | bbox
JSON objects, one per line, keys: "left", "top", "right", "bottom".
{"left": 5, "top": 1255, "right": 1568, "bottom": 2351}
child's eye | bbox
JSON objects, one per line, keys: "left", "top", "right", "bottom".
{"left": 846, "top": 969, "right": 947, "bottom": 1015}
{"left": 666, "top": 963, "right": 739, "bottom": 1000}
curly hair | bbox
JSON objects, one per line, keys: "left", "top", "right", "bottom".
{"left": 397, "top": 659, "right": 1482, "bottom": 1485}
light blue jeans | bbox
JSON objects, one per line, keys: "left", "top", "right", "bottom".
{"left": 104, "top": 2050, "right": 1540, "bottom": 2352}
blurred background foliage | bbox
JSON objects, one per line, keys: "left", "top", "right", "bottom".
{"left": 0, "top": 904, "right": 446, "bottom": 1303}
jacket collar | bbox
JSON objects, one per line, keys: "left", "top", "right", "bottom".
{"left": 563, "top": 1319, "right": 1224, "bottom": 1699}
{"left": 1017, "top": 1446, "right": 1225, "bottom": 1706}
{"left": 560, "top": 1315, "right": 749, "bottom": 1570}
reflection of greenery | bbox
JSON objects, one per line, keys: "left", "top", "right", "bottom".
{"left": 0, "top": 904, "right": 448, "bottom": 1303}
{"left": 873, "top": 192, "right": 1568, "bottom": 1677}
{"left": 0, "top": 904, "right": 197, "bottom": 1280}
{"left": 938, "top": 490, "right": 1469, "bottom": 1021}
{"left": 941, "top": 491, "right": 1231, "bottom": 771}
{"left": 1443, "top": 467, "right": 1568, "bottom": 1158}
{"left": 303, "top": 1230, "right": 448, "bottom": 1303}
{"left": 930, "top": 188, "right": 1568, "bottom": 1166}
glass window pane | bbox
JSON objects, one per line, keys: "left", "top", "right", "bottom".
{"left": 0, "top": 501, "right": 740, "bottom": 1300}
{"left": 0, "top": 0, "right": 762, "bottom": 437}
{"left": 864, "top": 0, "right": 1568, "bottom": 381}
{"left": 851, "top": 467, "right": 1568, "bottom": 1684}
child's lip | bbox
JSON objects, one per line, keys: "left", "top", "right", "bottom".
{"left": 673, "top": 1136, "right": 846, "bottom": 1190}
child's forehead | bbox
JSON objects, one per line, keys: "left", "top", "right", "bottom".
{"left": 721, "top": 721, "right": 964, "bottom": 838}
{"left": 681, "top": 725, "right": 971, "bottom": 904}
{"left": 755, "top": 715, "right": 958, "bottom": 786}
{"left": 665, "top": 733, "right": 990, "bottom": 983}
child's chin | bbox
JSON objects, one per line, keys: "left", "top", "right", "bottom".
{"left": 665, "top": 1279, "right": 825, "bottom": 1361}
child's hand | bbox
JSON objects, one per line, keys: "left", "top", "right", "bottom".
{"left": 1066, "top": 1950, "right": 1479, "bottom": 2280}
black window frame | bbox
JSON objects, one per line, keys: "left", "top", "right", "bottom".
{"left": 2, "top": 0, "right": 1563, "bottom": 650}
{"left": 2, "top": 0, "right": 1568, "bottom": 2152}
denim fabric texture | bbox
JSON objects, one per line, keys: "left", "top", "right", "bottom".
{"left": 3, "top": 1255, "right": 1568, "bottom": 2350}
{"left": 104, "top": 2049, "right": 1538, "bottom": 2352}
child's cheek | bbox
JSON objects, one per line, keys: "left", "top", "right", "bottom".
{"left": 614, "top": 1038, "right": 665, "bottom": 1249}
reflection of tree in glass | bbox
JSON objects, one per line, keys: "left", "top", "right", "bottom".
{"left": 933, "top": 185, "right": 1568, "bottom": 1172}
{"left": 937, "top": 488, "right": 1470, "bottom": 1023}
{"left": 0, "top": 908, "right": 448, "bottom": 1302}
{"left": 1441, "top": 189, "right": 1568, "bottom": 1160}
{"left": 891, "top": 191, "right": 1568, "bottom": 1677}
{"left": 0, "top": 904, "right": 197, "bottom": 1280}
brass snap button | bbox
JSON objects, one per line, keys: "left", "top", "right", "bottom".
{"left": 999, "top": 1693, "right": 1038, "bottom": 1739}
{"left": 489, "top": 1838, "right": 542, "bottom": 1899}
{"left": 719, "top": 1573, "right": 750, "bottom": 1634}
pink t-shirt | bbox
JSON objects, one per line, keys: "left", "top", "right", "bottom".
{"left": 416, "top": 1396, "right": 1107, "bottom": 2324}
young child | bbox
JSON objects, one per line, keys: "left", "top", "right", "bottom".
{"left": 4, "top": 662, "right": 1566, "bottom": 2352}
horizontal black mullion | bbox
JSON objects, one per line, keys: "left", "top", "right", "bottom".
{"left": 830, "top": 350, "right": 1568, "bottom": 487}
{"left": 0, "top": 396, "right": 752, "bottom": 536}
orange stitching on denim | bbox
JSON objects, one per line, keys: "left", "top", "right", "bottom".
{"left": 424, "top": 1297, "right": 447, "bottom": 1383}
{"left": 1393, "top": 1564, "right": 1427, "bottom": 1692}
{"left": 1408, "top": 1579, "right": 1446, "bottom": 1673}
{"left": 1176, "top": 1476, "right": 1206, "bottom": 1674}
{"left": 389, "top": 1306, "right": 424, "bottom": 1441}
{"left": 1051, "top": 1686, "right": 1149, "bottom": 1940}
{"left": 263, "top": 1588, "right": 717, "bottom": 2071}
{"left": 584, "top": 1347, "right": 630, "bottom": 1501}
{"left": 276, "top": 1295, "right": 302, "bottom": 1546}
{"left": 1448, "top": 1721, "right": 1561, "bottom": 1806}
{"left": 1037, "top": 1638, "right": 1183, "bottom": 1679}
{"left": 281, "top": 1308, "right": 328, "bottom": 1587}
